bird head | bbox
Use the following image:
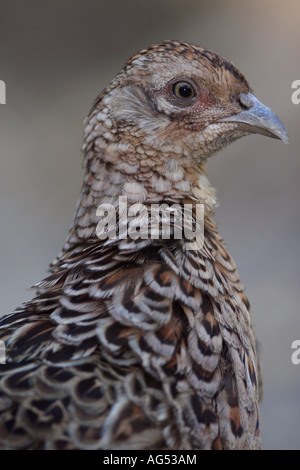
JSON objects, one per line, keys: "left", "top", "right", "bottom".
{"left": 73, "top": 38, "right": 289, "bottom": 241}
{"left": 85, "top": 40, "right": 288, "bottom": 166}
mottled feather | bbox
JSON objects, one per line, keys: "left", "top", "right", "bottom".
{"left": 0, "top": 40, "right": 287, "bottom": 450}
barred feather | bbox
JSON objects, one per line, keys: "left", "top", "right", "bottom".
{"left": 0, "top": 39, "right": 287, "bottom": 450}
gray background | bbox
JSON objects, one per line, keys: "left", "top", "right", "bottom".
{"left": 0, "top": 0, "right": 299, "bottom": 449}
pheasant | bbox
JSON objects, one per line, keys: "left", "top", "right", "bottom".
{"left": 0, "top": 40, "right": 288, "bottom": 450}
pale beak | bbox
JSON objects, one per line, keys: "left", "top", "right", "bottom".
{"left": 220, "top": 93, "right": 289, "bottom": 144}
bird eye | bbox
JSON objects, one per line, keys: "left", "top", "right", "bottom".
{"left": 172, "top": 81, "right": 196, "bottom": 101}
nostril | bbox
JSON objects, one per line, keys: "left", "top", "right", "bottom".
{"left": 238, "top": 93, "right": 254, "bottom": 109}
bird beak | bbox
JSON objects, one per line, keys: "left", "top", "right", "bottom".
{"left": 220, "top": 93, "right": 289, "bottom": 144}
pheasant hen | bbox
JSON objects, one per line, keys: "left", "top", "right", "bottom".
{"left": 0, "top": 41, "right": 288, "bottom": 450}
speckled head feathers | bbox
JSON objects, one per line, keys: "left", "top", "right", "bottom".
{"left": 77, "top": 40, "right": 287, "bottom": 243}
{"left": 126, "top": 40, "right": 250, "bottom": 87}
{"left": 84, "top": 40, "right": 254, "bottom": 192}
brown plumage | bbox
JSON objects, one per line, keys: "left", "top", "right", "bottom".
{"left": 0, "top": 40, "right": 288, "bottom": 450}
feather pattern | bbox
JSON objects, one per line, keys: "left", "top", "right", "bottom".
{"left": 0, "top": 39, "right": 287, "bottom": 450}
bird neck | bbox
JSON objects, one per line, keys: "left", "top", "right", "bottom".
{"left": 62, "top": 131, "right": 218, "bottom": 253}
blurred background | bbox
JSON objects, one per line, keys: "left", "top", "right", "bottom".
{"left": 0, "top": 0, "right": 299, "bottom": 449}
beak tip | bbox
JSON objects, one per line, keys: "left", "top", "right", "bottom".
{"left": 273, "top": 124, "right": 289, "bottom": 145}
{"left": 220, "top": 93, "right": 290, "bottom": 147}
{"left": 280, "top": 132, "right": 290, "bottom": 145}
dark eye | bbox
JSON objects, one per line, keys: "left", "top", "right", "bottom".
{"left": 173, "top": 81, "right": 196, "bottom": 100}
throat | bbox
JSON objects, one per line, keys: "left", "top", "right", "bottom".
{"left": 63, "top": 149, "right": 217, "bottom": 252}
